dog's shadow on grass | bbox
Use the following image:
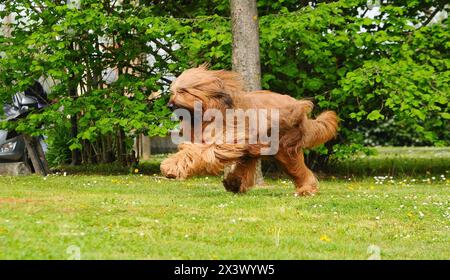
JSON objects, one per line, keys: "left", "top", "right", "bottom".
{"left": 190, "top": 184, "right": 300, "bottom": 199}
{"left": 162, "top": 177, "right": 302, "bottom": 198}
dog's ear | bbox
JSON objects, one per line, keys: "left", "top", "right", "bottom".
{"left": 211, "top": 91, "right": 234, "bottom": 109}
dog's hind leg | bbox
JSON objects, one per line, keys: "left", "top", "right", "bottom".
{"left": 222, "top": 157, "right": 258, "bottom": 193}
{"left": 275, "top": 148, "right": 318, "bottom": 196}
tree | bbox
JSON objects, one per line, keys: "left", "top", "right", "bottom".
{"left": 229, "top": 0, "right": 264, "bottom": 184}
{"left": 230, "top": 0, "right": 262, "bottom": 91}
{"left": 167, "top": 0, "right": 449, "bottom": 164}
{"left": 0, "top": 0, "right": 448, "bottom": 169}
{"left": 0, "top": 0, "right": 176, "bottom": 166}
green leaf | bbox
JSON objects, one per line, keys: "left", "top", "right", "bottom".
{"left": 69, "top": 142, "right": 82, "bottom": 151}
{"left": 367, "top": 110, "right": 384, "bottom": 121}
{"left": 441, "top": 112, "right": 450, "bottom": 120}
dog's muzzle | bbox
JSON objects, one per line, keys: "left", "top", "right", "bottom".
{"left": 167, "top": 101, "right": 176, "bottom": 111}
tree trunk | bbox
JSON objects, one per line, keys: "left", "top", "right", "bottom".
{"left": 70, "top": 115, "right": 81, "bottom": 165}
{"left": 141, "top": 135, "right": 151, "bottom": 160}
{"left": 230, "top": 0, "right": 262, "bottom": 91}
{"left": 230, "top": 0, "right": 264, "bottom": 185}
{"left": 117, "top": 128, "right": 127, "bottom": 165}
{"left": 23, "top": 135, "right": 50, "bottom": 176}
{"left": 69, "top": 41, "right": 81, "bottom": 166}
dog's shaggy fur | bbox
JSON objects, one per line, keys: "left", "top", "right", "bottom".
{"left": 160, "top": 65, "right": 338, "bottom": 195}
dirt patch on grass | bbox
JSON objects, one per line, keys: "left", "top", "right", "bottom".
{"left": 0, "top": 197, "right": 50, "bottom": 204}
{"left": 0, "top": 197, "right": 36, "bottom": 203}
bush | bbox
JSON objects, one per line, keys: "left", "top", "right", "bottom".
{"left": 44, "top": 119, "right": 73, "bottom": 167}
{"left": 1, "top": 0, "right": 448, "bottom": 169}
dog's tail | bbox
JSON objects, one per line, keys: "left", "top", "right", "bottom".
{"left": 299, "top": 110, "right": 339, "bottom": 148}
{"left": 281, "top": 100, "right": 338, "bottom": 150}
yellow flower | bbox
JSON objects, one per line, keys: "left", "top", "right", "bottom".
{"left": 320, "top": 234, "right": 331, "bottom": 242}
{"left": 134, "top": 168, "right": 139, "bottom": 174}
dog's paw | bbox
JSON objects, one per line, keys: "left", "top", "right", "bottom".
{"left": 223, "top": 176, "right": 243, "bottom": 193}
{"left": 160, "top": 160, "right": 186, "bottom": 180}
{"left": 294, "top": 185, "right": 318, "bottom": 197}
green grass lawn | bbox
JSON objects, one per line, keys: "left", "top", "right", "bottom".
{"left": 0, "top": 173, "right": 448, "bottom": 259}
{"left": 330, "top": 146, "right": 450, "bottom": 178}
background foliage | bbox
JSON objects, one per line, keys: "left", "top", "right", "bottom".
{"left": 0, "top": 0, "right": 448, "bottom": 167}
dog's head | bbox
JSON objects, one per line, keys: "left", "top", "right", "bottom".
{"left": 167, "top": 64, "right": 243, "bottom": 112}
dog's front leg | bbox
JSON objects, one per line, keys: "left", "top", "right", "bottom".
{"left": 161, "top": 143, "right": 229, "bottom": 179}
{"left": 160, "top": 151, "right": 190, "bottom": 179}
{"left": 160, "top": 143, "right": 204, "bottom": 179}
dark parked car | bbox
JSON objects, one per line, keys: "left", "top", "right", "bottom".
{"left": 0, "top": 81, "right": 48, "bottom": 165}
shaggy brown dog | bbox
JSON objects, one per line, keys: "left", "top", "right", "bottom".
{"left": 160, "top": 65, "right": 338, "bottom": 196}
